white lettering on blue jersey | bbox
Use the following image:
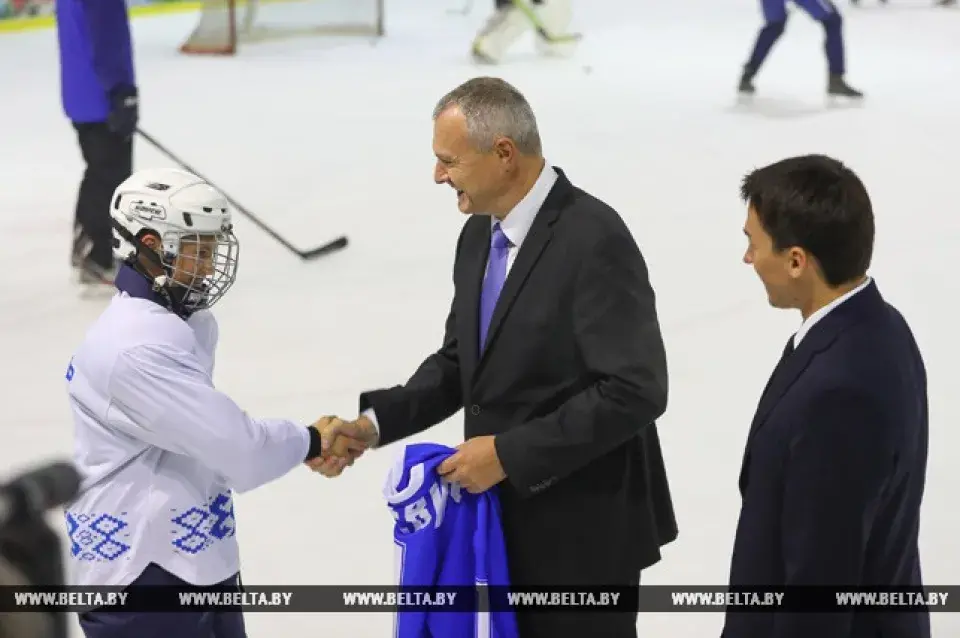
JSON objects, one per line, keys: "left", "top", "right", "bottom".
{"left": 384, "top": 442, "right": 518, "bottom": 638}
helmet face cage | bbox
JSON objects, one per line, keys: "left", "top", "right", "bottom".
{"left": 160, "top": 224, "right": 239, "bottom": 312}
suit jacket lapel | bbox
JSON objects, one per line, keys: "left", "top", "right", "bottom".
{"left": 475, "top": 171, "right": 570, "bottom": 373}
{"left": 479, "top": 213, "right": 554, "bottom": 355}
{"left": 459, "top": 221, "right": 490, "bottom": 381}
{"left": 738, "top": 281, "right": 883, "bottom": 492}
{"left": 737, "top": 337, "right": 826, "bottom": 494}
{"left": 745, "top": 341, "right": 813, "bottom": 446}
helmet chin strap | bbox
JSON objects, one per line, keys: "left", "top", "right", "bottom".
{"left": 112, "top": 220, "right": 192, "bottom": 317}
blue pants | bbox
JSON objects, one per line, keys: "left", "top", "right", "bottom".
{"left": 762, "top": 0, "right": 836, "bottom": 21}
{"left": 747, "top": 0, "right": 845, "bottom": 75}
{"left": 79, "top": 564, "right": 246, "bottom": 638}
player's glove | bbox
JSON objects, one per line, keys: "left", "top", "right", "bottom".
{"left": 107, "top": 84, "right": 139, "bottom": 141}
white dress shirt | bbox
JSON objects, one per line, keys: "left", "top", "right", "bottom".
{"left": 491, "top": 161, "right": 558, "bottom": 273}
{"left": 792, "top": 276, "right": 872, "bottom": 347}
{"left": 363, "top": 162, "right": 558, "bottom": 435}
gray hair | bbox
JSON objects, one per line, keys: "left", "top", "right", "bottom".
{"left": 433, "top": 77, "right": 542, "bottom": 156}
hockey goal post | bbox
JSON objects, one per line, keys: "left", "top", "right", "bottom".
{"left": 180, "top": 0, "right": 385, "bottom": 55}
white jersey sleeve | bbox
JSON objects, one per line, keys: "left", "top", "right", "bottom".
{"left": 107, "top": 342, "right": 310, "bottom": 493}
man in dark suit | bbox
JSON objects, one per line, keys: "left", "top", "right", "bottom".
{"left": 724, "top": 154, "right": 930, "bottom": 638}
{"left": 312, "top": 76, "right": 677, "bottom": 638}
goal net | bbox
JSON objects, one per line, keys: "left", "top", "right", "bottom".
{"left": 180, "top": 0, "right": 385, "bottom": 55}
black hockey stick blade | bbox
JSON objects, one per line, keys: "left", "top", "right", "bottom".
{"left": 510, "top": 0, "right": 582, "bottom": 43}
{"left": 136, "top": 128, "right": 348, "bottom": 262}
{"left": 301, "top": 235, "right": 349, "bottom": 260}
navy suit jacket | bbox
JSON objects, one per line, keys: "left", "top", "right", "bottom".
{"left": 722, "top": 280, "right": 930, "bottom": 638}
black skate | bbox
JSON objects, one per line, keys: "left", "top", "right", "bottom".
{"left": 72, "top": 224, "right": 118, "bottom": 293}
{"left": 77, "top": 258, "right": 119, "bottom": 286}
{"left": 737, "top": 67, "right": 757, "bottom": 103}
{"left": 71, "top": 222, "right": 87, "bottom": 270}
{"left": 828, "top": 74, "right": 864, "bottom": 104}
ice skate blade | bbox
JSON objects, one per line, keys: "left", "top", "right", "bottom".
{"left": 826, "top": 94, "right": 865, "bottom": 109}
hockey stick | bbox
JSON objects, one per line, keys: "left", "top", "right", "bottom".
{"left": 136, "top": 128, "right": 348, "bottom": 261}
{"left": 510, "top": 0, "right": 582, "bottom": 43}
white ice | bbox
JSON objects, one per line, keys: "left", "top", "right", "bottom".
{"left": 0, "top": 0, "right": 958, "bottom": 635}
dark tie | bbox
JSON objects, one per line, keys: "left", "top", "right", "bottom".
{"left": 759, "top": 335, "right": 796, "bottom": 400}
{"left": 479, "top": 223, "right": 510, "bottom": 354}
{"left": 782, "top": 335, "right": 796, "bottom": 360}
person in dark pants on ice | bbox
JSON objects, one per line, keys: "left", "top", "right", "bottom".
{"left": 738, "top": 0, "right": 863, "bottom": 100}
{"left": 56, "top": 0, "right": 139, "bottom": 287}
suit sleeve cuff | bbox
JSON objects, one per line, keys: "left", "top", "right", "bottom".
{"left": 496, "top": 430, "right": 561, "bottom": 498}
{"left": 495, "top": 430, "right": 531, "bottom": 494}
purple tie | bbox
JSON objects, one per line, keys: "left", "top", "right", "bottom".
{"left": 479, "top": 223, "right": 510, "bottom": 354}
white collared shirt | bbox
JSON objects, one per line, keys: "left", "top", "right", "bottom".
{"left": 793, "top": 276, "right": 872, "bottom": 346}
{"left": 490, "top": 161, "right": 558, "bottom": 273}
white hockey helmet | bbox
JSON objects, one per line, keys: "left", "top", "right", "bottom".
{"left": 111, "top": 168, "right": 239, "bottom": 312}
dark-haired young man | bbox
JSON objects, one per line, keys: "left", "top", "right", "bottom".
{"left": 722, "top": 154, "right": 930, "bottom": 638}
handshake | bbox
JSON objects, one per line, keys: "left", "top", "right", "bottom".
{"left": 305, "top": 415, "right": 379, "bottom": 477}
{"left": 303, "top": 414, "right": 508, "bottom": 493}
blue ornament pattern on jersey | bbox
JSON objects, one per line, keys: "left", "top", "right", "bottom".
{"left": 65, "top": 512, "right": 132, "bottom": 562}
{"left": 170, "top": 491, "right": 236, "bottom": 555}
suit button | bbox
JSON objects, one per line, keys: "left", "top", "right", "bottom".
{"left": 470, "top": 405, "right": 481, "bottom": 416}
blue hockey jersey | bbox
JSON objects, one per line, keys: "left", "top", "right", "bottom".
{"left": 384, "top": 443, "right": 519, "bottom": 638}
{"left": 55, "top": 0, "right": 135, "bottom": 123}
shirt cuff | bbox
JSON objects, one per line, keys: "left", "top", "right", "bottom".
{"left": 361, "top": 408, "right": 380, "bottom": 436}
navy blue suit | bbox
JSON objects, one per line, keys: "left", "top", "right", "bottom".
{"left": 723, "top": 280, "right": 930, "bottom": 638}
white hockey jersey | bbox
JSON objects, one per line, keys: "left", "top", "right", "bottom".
{"left": 64, "top": 269, "right": 311, "bottom": 588}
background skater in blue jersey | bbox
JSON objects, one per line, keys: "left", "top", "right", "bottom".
{"left": 56, "top": 0, "right": 139, "bottom": 288}
{"left": 738, "top": 0, "right": 863, "bottom": 100}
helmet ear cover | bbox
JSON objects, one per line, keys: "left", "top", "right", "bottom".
{"left": 134, "top": 229, "right": 174, "bottom": 282}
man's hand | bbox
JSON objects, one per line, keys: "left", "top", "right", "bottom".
{"left": 437, "top": 436, "right": 506, "bottom": 494}
{"left": 322, "top": 414, "right": 379, "bottom": 453}
{"left": 305, "top": 416, "right": 356, "bottom": 477}
{"left": 306, "top": 415, "right": 379, "bottom": 478}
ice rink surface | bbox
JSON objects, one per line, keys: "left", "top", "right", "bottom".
{"left": 1, "top": 0, "right": 958, "bottom": 635}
